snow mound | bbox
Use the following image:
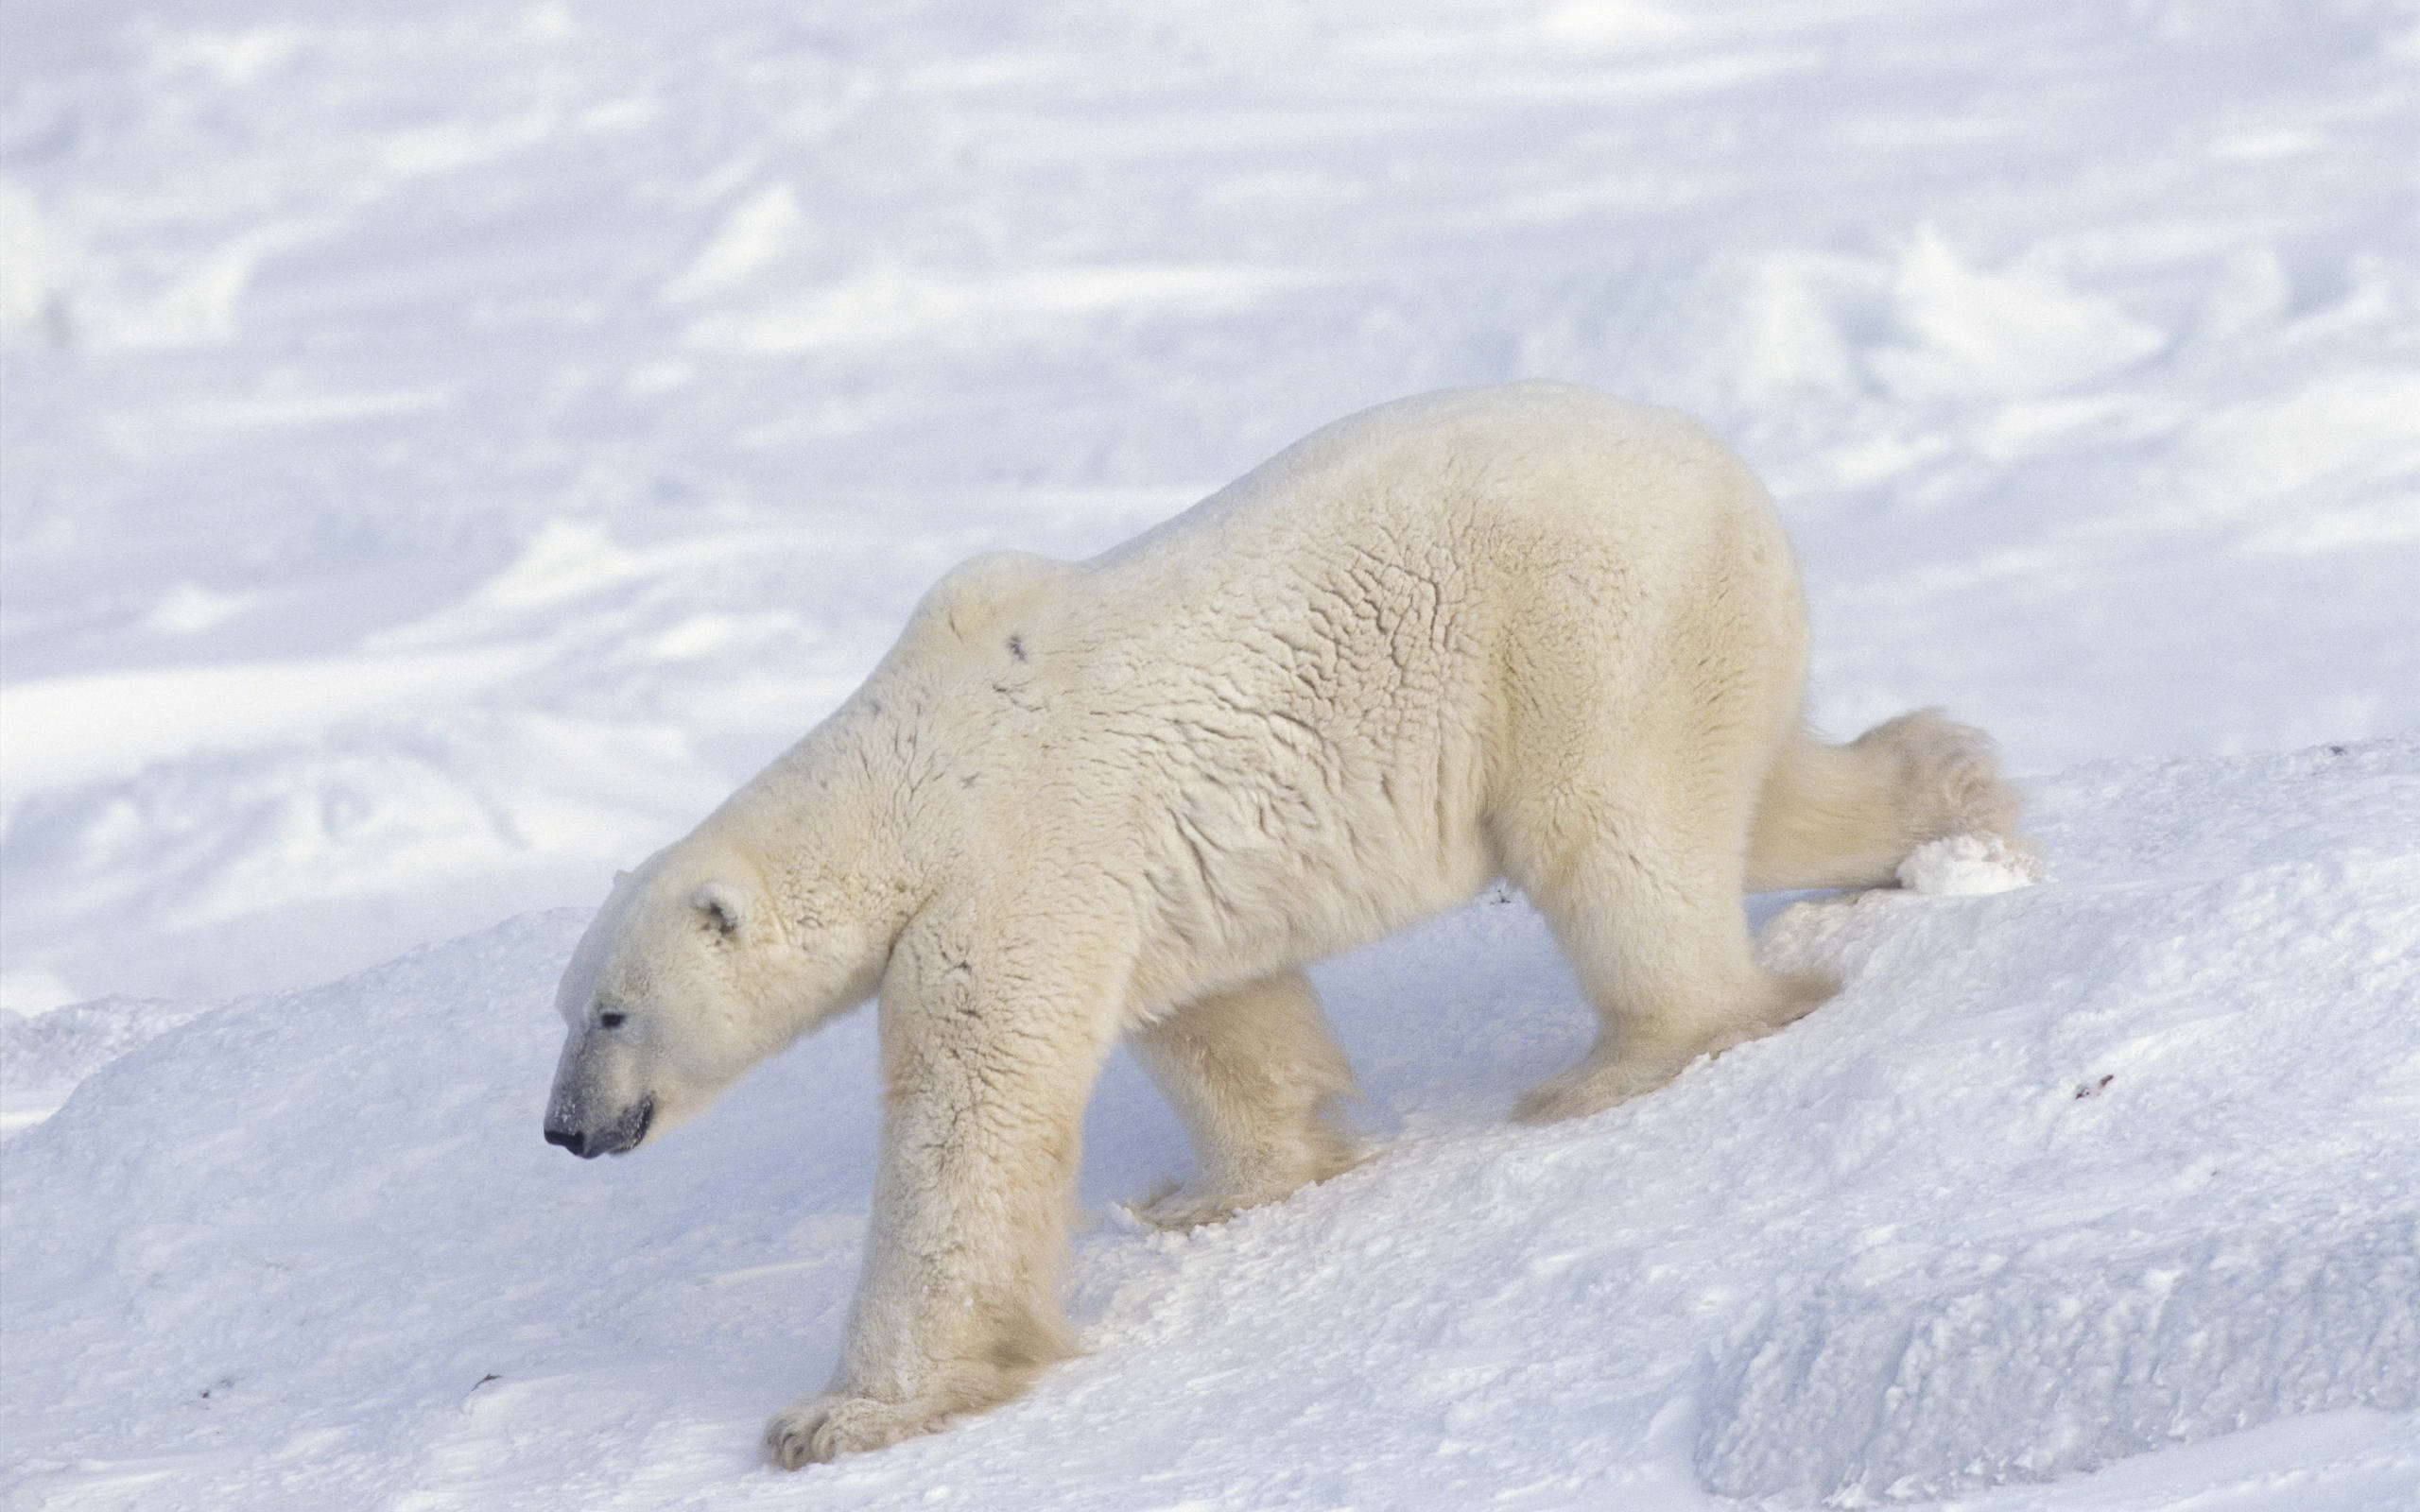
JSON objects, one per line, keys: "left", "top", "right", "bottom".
{"left": 3, "top": 742, "right": 2416, "bottom": 1511}
{"left": 1701, "top": 738, "right": 2420, "bottom": 1502}
{"left": 0, "top": 995, "right": 214, "bottom": 1132}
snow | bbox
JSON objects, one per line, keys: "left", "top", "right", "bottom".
{"left": 5, "top": 744, "right": 2416, "bottom": 1509}
{"left": 1895, "top": 832, "right": 2041, "bottom": 896}
{"left": 4, "top": 0, "right": 2418, "bottom": 1506}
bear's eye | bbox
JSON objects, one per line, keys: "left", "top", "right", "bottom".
{"left": 598, "top": 1009, "right": 628, "bottom": 1030}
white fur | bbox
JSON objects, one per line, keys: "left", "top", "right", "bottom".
{"left": 541, "top": 381, "right": 2031, "bottom": 1465}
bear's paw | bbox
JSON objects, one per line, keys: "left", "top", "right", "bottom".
{"left": 764, "top": 1393, "right": 935, "bottom": 1468}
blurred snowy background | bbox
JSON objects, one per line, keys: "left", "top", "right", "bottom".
{"left": 8, "top": 0, "right": 2414, "bottom": 1015}
{"left": 4, "top": 3, "right": 2417, "bottom": 1509}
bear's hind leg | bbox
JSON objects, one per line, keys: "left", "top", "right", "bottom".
{"left": 1503, "top": 789, "right": 1832, "bottom": 1124}
{"left": 1746, "top": 710, "right": 2033, "bottom": 892}
{"left": 1132, "top": 970, "right": 1362, "bottom": 1230}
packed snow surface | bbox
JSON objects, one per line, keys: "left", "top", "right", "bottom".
{"left": 5, "top": 0, "right": 2419, "bottom": 1507}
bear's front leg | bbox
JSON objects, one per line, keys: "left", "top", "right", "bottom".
{"left": 767, "top": 944, "right": 1118, "bottom": 1468}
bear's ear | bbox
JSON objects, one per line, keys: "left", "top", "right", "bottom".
{"left": 692, "top": 881, "right": 752, "bottom": 940}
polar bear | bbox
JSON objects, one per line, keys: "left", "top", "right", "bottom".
{"left": 542, "top": 381, "right": 2027, "bottom": 1466}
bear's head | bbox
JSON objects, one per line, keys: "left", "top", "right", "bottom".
{"left": 542, "top": 841, "right": 883, "bottom": 1158}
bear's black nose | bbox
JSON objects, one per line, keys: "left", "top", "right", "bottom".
{"left": 544, "top": 1124, "right": 585, "bottom": 1157}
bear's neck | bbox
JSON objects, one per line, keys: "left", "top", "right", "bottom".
{"left": 713, "top": 700, "right": 930, "bottom": 947}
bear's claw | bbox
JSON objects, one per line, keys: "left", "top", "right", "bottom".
{"left": 764, "top": 1394, "right": 931, "bottom": 1468}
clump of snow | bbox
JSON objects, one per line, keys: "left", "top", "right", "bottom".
{"left": 1895, "top": 832, "right": 2041, "bottom": 895}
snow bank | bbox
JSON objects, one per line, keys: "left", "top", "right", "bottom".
{"left": 5, "top": 741, "right": 2414, "bottom": 1510}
